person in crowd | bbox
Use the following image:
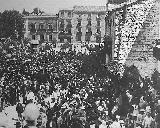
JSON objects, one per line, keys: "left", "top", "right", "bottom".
{"left": 16, "top": 98, "right": 24, "bottom": 121}
{"left": 110, "top": 115, "right": 121, "bottom": 128}
{"left": 136, "top": 109, "right": 145, "bottom": 127}
{"left": 23, "top": 102, "right": 40, "bottom": 128}
{"left": 142, "top": 112, "right": 154, "bottom": 128}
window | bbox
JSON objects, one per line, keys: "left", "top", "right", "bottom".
{"left": 39, "top": 24, "right": 44, "bottom": 29}
{"left": 40, "top": 34, "right": 44, "bottom": 40}
{"left": 49, "top": 35, "right": 52, "bottom": 41}
{"left": 32, "top": 35, "right": 36, "bottom": 40}
{"left": 88, "top": 13, "right": 91, "bottom": 18}
{"left": 88, "top": 21, "right": 91, "bottom": 26}
{"left": 31, "top": 23, "right": 35, "bottom": 29}
{"left": 96, "top": 36, "right": 101, "bottom": 43}
{"left": 78, "top": 28, "right": 81, "bottom": 32}
{"left": 97, "top": 20, "right": 100, "bottom": 26}
{"left": 76, "top": 34, "right": 81, "bottom": 41}
{"left": 98, "top": 13, "right": 101, "bottom": 18}
{"left": 88, "top": 28, "right": 92, "bottom": 34}
{"left": 60, "top": 38, "right": 64, "bottom": 43}
{"left": 53, "top": 21, "right": 57, "bottom": 31}
{"left": 48, "top": 24, "right": 52, "bottom": 29}
{"left": 67, "top": 28, "right": 71, "bottom": 34}
{"left": 97, "top": 28, "right": 100, "bottom": 33}
{"left": 85, "top": 32, "right": 91, "bottom": 42}
{"left": 59, "top": 20, "right": 64, "bottom": 31}
{"left": 61, "top": 11, "right": 64, "bottom": 17}
{"left": 77, "top": 20, "right": 81, "bottom": 28}
{"left": 68, "top": 12, "right": 71, "bottom": 17}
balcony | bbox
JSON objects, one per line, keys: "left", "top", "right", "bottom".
{"left": 65, "top": 33, "right": 72, "bottom": 38}
{"left": 66, "top": 18, "right": 72, "bottom": 22}
{"left": 46, "top": 29, "right": 54, "bottom": 34}
{"left": 37, "top": 29, "right": 46, "bottom": 34}
{"left": 96, "top": 25, "right": 101, "bottom": 29}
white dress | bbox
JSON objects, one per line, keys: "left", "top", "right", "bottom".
{"left": 110, "top": 121, "right": 121, "bottom": 128}
{"left": 99, "top": 120, "right": 107, "bottom": 128}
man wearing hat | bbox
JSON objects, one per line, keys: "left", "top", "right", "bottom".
{"left": 110, "top": 115, "right": 121, "bottom": 128}
{"left": 136, "top": 109, "right": 145, "bottom": 127}
{"left": 142, "top": 112, "right": 154, "bottom": 128}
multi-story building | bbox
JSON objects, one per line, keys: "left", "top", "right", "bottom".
{"left": 23, "top": 14, "right": 58, "bottom": 44}
{"left": 71, "top": 6, "right": 106, "bottom": 43}
{"left": 58, "top": 9, "right": 73, "bottom": 43}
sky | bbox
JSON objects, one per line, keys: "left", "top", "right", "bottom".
{"left": 0, "top": 0, "right": 107, "bottom": 14}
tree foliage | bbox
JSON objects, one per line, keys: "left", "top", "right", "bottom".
{"left": 22, "top": 9, "right": 30, "bottom": 16}
{"left": 0, "top": 10, "right": 24, "bottom": 40}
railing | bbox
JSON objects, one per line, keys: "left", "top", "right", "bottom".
{"left": 37, "top": 29, "right": 46, "bottom": 33}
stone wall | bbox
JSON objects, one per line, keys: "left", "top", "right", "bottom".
{"left": 125, "top": 0, "right": 160, "bottom": 78}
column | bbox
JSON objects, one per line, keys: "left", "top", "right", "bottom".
{"left": 24, "top": 18, "right": 29, "bottom": 38}
{"left": 82, "top": 15, "right": 87, "bottom": 42}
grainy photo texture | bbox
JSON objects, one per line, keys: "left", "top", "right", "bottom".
{"left": 0, "top": 0, "right": 160, "bottom": 128}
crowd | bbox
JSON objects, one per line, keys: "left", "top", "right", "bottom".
{"left": 0, "top": 38, "right": 160, "bottom": 128}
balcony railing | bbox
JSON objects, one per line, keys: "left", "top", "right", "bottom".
{"left": 37, "top": 29, "right": 46, "bottom": 32}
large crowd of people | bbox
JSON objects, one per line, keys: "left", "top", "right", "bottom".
{"left": 0, "top": 39, "right": 160, "bottom": 128}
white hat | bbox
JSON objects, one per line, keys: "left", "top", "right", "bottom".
{"left": 80, "top": 106, "right": 85, "bottom": 109}
{"left": 116, "top": 115, "right": 120, "bottom": 119}
{"left": 23, "top": 103, "right": 40, "bottom": 121}
{"left": 119, "top": 120, "right": 124, "bottom": 124}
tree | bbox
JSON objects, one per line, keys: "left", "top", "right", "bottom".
{"left": 0, "top": 10, "right": 24, "bottom": 40}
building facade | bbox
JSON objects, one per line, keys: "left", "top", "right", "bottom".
{"left": 23, "top": 15, "right": 58, "bottom": 44}
{"left": 71, "top": 6, "right": 106, "bottom": 43}
{"left": 58, "top": 10, "right": 73, "bottom": 43}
